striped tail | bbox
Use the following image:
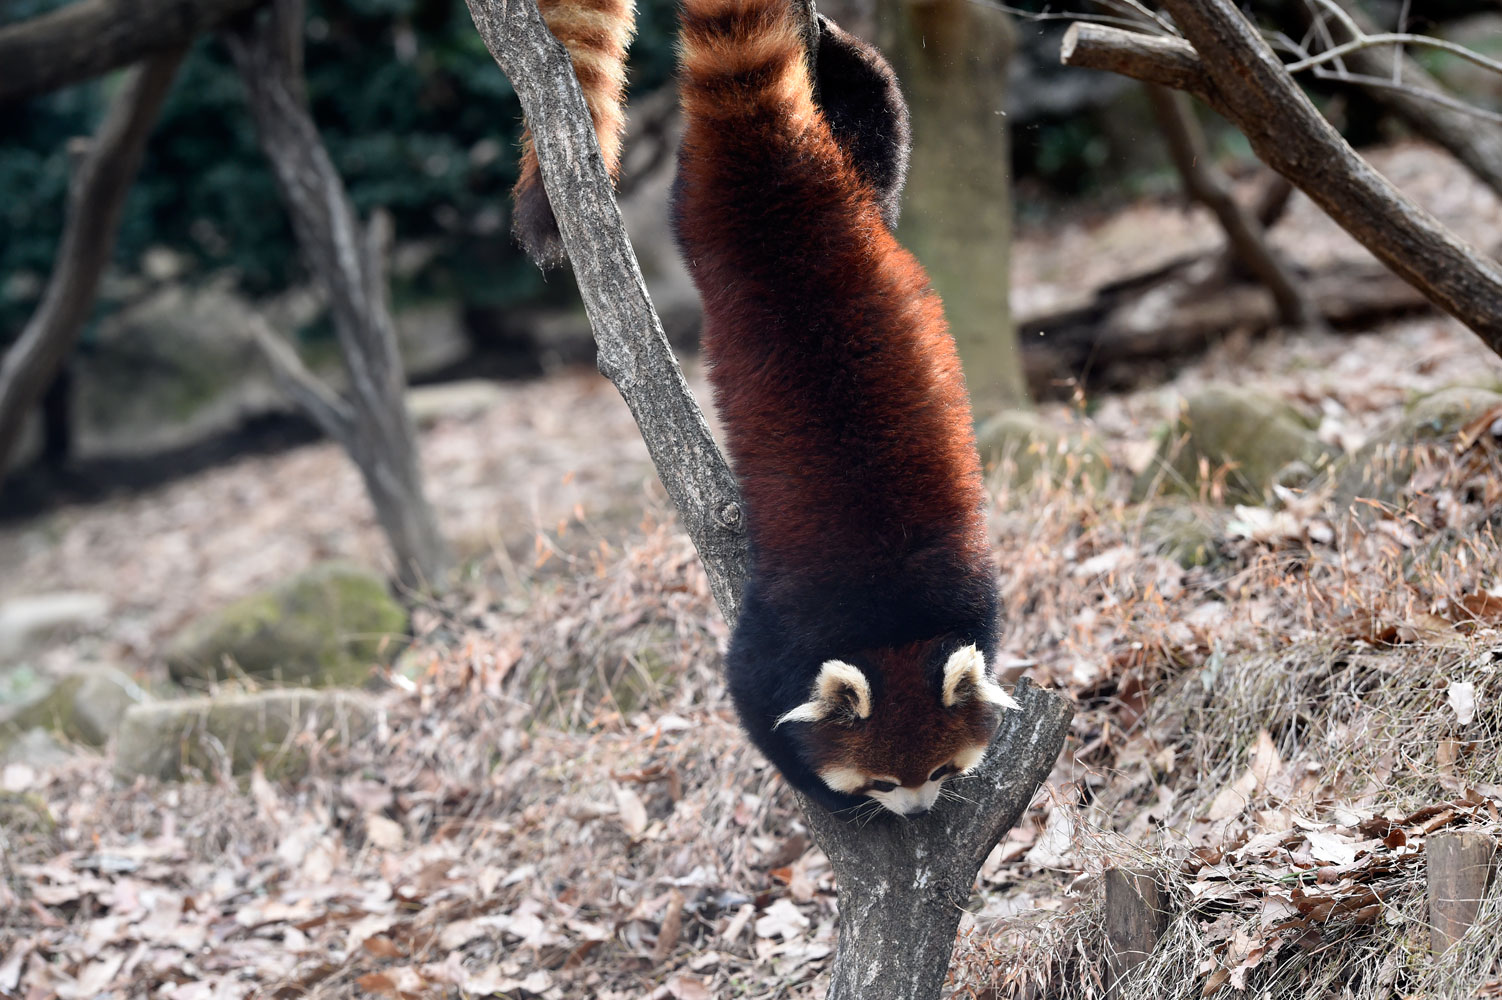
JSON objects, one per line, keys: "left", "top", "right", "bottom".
{"left": 512, "top": 0, "right": 636, "bottom": 267}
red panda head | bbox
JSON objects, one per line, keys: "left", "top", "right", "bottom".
{"left": 774, "top": 641, "right": 1017, "bottom": 815}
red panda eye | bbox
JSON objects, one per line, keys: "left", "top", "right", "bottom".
{"left": 930, "top": 764, "right": 957, "bottom": 782}
{"left": 869, "top": 780, "right": 897, "bottom": 793}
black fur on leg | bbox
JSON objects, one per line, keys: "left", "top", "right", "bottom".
{"left": 813, "top": 13, "right": 912, "bottom": 231}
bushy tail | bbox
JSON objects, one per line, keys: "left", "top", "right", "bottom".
{"left": 672, "top": 0, "right": 887, "bottom": 291}
{"left": 512, "top": 0, "right": 636, "bottom": 267}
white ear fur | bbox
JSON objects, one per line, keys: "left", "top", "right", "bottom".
{"left": 774, "top": 659, "right": 872, "bottom": 727}
{"left": 942, "top": 645, "right": 1021, "bottom": 710}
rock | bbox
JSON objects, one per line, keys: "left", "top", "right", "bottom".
{"left": 406, "top": 379, "right": 506, "bottom": 428}
{"left": 0, "top": 666, "right": 147, "bottom": 747}
{"left": 163, "top": 564, "right": 407, "bottom": 688}
{"left": 0, "top": 592, "right": 110, "bottom": 661}
{"left": 977, "top": 409, "right": 1110, "bottom": 493}
{"left": 113, "top": 688, "right": 378, "bottom": 781}
{"left": 1139, "top": 502, "right": 1227, "bottom": 569}
{"left": 1331, "top": 386, "right": 1502, "bottom": 509}
{"left": 0, "top": 728, "right": 70, "bottom": 769}
{"left": 1133, "top": 386, "right": 1335, "bottom": 505}
{"left": 74, "top": 283, "right": 281, "bottom": 460}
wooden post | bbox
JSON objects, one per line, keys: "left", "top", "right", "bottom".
{"left": 1103, "top": 868, "right": 1169, "bottom": 993}
{"left": 1429, "top": 832, "right": 1496, "bottom": 954}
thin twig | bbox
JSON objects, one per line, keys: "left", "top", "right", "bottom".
{"left": 1284, "top": 31, "right": 1502, "bottom": 78}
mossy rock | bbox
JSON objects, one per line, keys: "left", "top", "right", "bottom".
{"left": 163, "top": 564, "right": 407, "bottom": 689}
{"left": 114, "top": 688, "right": 377, "bottom": 782}
{"left": 977, "top": 409, "right": 1110, "bottom": 494}
{"left": 1330, "top": 387, "right": 1502, "bottom": 510}
{"left": 0, "top": 666, "right": 146, "bottom": 748}
{"left": 1139, "top": 502, "right": 1228, "bottom": 569}
{"left": 1133, "top": 386, "right": 1335, "bottom": 505}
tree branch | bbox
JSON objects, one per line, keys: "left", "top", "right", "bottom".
{"left": 463, "top": 0, "right": 749, "bottom": 623}
{"left": 225, "top": 0, "right": 451, "bottom": 590}
{"left": 0, "top": 0, "right": 259, "bottom": 106}
{"left": 243, "top": 313, "right": 356, "bottom": 444}
{"left": 1145, "top": 85, "right": 1318, "bottom": 329}
{"left": 0, "top": 46, "right": 186, "bottom": 479}
{"left": 1059, "top": 24, "right": 1213, "bottom": 101}
{"left": 1300, "top": 0, "right": 1502, "bottom": 197}
{"left": 1061, "top": 13, "right": 1502, "bottom": 358}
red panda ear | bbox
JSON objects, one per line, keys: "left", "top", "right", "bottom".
{"left": 942, "top": 645, "right": 1021, "bottom": 710}
{"left": 775, "top": 660, "right": 873, "bottom": 727}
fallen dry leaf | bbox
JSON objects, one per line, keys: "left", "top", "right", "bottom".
{"left": 1448, "top": 681, "right": 1478, "bottom": 726}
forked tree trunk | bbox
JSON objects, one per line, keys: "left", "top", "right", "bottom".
{"left": 464, "top": 2, "right": 1073, "bottom": 996}
{"left": 225, "top": 0, "right": 450, "bottom": 590}
{"left": 0, "top": 47, "right": 187, "bottom": 479}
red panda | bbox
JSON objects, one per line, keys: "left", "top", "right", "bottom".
{"left": 672, "top": 0, "right": 1015, "bottom": 816}
{"left": 511, "top": 0, "right": 636, "bottom": 266}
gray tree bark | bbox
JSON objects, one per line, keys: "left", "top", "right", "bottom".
{"left": 225, "top": 0, "right": 450, "bottom": 590}
{"left": 1060, "top": 12, "right": 1502, "bottom": 360}
{"left": 0, "top": 0, "right": 260, "bottom": 106}
{"left": 0, "top": 47, "right": 186, "bottom": 479}
{"left": 881, "top": 0, "right": 1028, "bottom": 413}
{"left": 464, "top": 3, "right": 1073, "bottom": 996}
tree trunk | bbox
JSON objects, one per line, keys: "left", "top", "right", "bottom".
{"left": 880, "top": 0, "right": 1027, "bottom": 413}
{"left": 225, "top": 0, "right": 450, "bottom": 591}
{"left": 0, "top": 47, "right": 186, "bottom": 480}
{"left": 0, "top": 0, "right": 261, "bottom": 106}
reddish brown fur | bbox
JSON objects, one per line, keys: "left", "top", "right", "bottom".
{"left": 675, "top": 0, "right": 989, "bottom": 597}
{"left": 513, "top": 0, "right": 635, "bottom": 264}
{"left": 675, "top": 0, "right": 1000, "bottom": 806}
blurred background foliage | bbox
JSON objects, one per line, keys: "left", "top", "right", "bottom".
{"left": 0, "top": 0, "right": 682, "bottom": 339}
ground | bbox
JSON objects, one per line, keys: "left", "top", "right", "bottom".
{"left": 1, "top": 143, "right": 1501, "bottom": 999}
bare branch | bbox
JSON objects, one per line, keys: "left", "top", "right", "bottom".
{"left": 0, "top": 47, "right": 186, "bottom": 479}
{"left": 1310, "top": 68, "right": 1502, "bottom": 126}
{"left": 1283, "top": 30, "right": 1502, "bottom": 78}
{"left": 1299, "top": 0, "right": 1502, "bottom": 194}
{"left": 243, "top": 313, "right": 355, "bottom": 445}
{"left": 0, "top": 0, "right": 258, "bottom": 105}
{"left": 1059, "top": 24, "right": 1213, "bottom": 100}
{"left": 1062, "top": 11, "right": 1502, "bottom": 358}
{"left": 1145, "top": 85, "right": 1319, "bottom": 329}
